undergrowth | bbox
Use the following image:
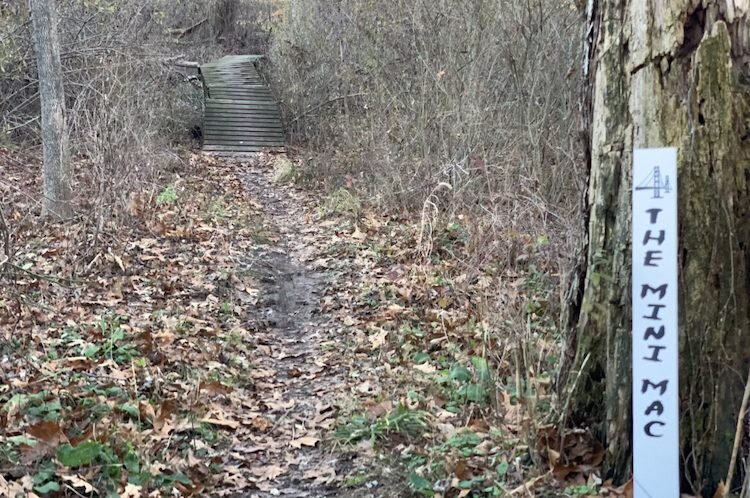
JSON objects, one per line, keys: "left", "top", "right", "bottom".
{"left": 267, "top": 3, "right": 587, "bottom": 492}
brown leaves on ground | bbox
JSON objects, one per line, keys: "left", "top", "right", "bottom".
{"left": 0, "top": 151, "right": 343, "bottom": 496}
{"left": 536, "top": 425, "right": 604, "bottom": 484}
{"left": 304, "top": 172, "right": 595, "bottom": 496}
{"left": 0, "top": 149, "right": 601, "bottom": 497}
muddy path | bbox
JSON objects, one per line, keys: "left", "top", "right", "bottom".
{"left": 217, "top": 155, "right": 363, "bottom": 498}
{"left": 0, "top": 149, "right": 410, "bottom": 497}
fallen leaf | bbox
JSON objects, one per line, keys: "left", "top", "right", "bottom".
{"left": 121, "top": 483, "right": 142, "bottom": 498}
{"left": 19, "top": 442, "right": 53, "bottom": 465}
{"left": 202, "top": 413, "right": 240, "bottom": 430}
{"left": 454, "top": 460, "right": 472, "bottom": 480}
{"left": 712, "top": 482, "right": 727, "bottom": 498}
{"left": 368, "top": 328, "right": 388, "bottom": 349}
{"left": 547, "top": 447, "right": 561, "bottom": 466}
{"left": 60, "top": 475, "right": 96, "bottom": 493}
{"left": 199, "top": 380, "right": 233, "bottom": 395}
{"left": 509, "top": 473, "right": 549, "bottom": 495}
{"left": 248, "top": 416, "right": 272, "bottom": 432}
{"left": 250, "top": 465, "right": 286, "bottom": 481}
{"left": 27, "top": 421, "right": 66, "bottom": 446}
{"left": 302, "top": 464, "right": 337, "bottom": 484}
{"left": 290, "top": 436, "right": 320, "bottom": 448}
{"left": 366, "top": 400, "right": 393, "bottom": 420}
{"left": 414, "top": 363, "right": 437, "bottom": 374}
{"left": 357, "top": 381, "right": 381, "bottom": 395}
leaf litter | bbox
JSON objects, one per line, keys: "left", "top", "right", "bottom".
{"left": 0, "top": 148, "right": 618, "bottom": 497}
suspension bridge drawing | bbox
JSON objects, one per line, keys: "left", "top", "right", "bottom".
{"left": 635, "top": 166, "right": 672, "bottom": 199}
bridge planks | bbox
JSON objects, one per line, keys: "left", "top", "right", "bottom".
{"left": 201, "top": 55, "right": 284, "bottom": 153}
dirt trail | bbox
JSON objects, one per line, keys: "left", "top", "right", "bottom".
{"left": 219, "top": 156, "right": 357, "bottom": 497}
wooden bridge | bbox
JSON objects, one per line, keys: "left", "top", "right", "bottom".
{"left": 201, "top": 55, "right": 284, "bottom": 153}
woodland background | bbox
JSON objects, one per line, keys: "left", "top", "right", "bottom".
{"left": 0, "top": 0, "right": 687, "bottom": 497}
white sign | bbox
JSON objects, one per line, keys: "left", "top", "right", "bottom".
{"left": 632, "top": 147, "right": 679, "bottom": 498}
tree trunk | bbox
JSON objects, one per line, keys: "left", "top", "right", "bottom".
{"left": 211, "top": 0, "right": 239, "bottom": 43}
{"left": 563, "top": 1, "right": 750, "bottom": 495}
{"left": 30, "top": 0, "right": 71, "bottom": 219}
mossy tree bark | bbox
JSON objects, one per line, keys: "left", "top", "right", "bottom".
{"left": 563, "top": 0, "right": 750, "bottom": 494}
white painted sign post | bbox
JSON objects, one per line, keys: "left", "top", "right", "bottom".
{"left": 632, "top": 147, "right": 679, "bottom": 498}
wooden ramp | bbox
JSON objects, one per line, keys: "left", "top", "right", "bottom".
{"left": 201, "top": 55, "right": 284, "bottom": 153}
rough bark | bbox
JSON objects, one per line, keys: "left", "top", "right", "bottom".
{"left": 211, "top": 0, "right": 239, "bottom": 42}
{"left": 563, "top": 0, "right": 750, "bottom": 494}
{"left": 30, "top": 0, "right": 72, "bottom": 219}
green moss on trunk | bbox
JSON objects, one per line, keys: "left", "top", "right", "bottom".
{"left": 565, "top": 4, "right": 750, "bottom": 494}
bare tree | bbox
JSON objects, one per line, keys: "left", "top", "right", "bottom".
{"left": 562, "top": 1, "right": 750, "bottom": 495}
{"left": 211, "top": 0, "right": 239, "bottom": 43}
{"left": 30, "top": 0, "right": 71, "bottom": 218}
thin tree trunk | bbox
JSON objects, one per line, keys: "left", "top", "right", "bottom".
{"left": 30, "top": 0, "right": 71, "bottom": 219}
{"left": 563, "top": 1, "right": 750, "bottom": 495}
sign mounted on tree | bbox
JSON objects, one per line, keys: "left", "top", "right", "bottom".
{"left": 632, "top": 147, "right": 679, "bottom": 498}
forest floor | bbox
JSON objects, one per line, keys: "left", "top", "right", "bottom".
{"left": 0, "top": 151, "right": 619, "bottom": 497}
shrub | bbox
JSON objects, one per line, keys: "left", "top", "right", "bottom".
{"left": 269, "top": 0, "right": 581, "bottom": 216}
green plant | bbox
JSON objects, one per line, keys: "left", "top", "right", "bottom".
{"left": 565, "top": 484, "right": 599, "bottom": 496}
{"left": 434, "top": 361, "right": 492, "bottom": 410}
{"left": 207, "top": 197, "right": 229, "bottom": 219}
{"left": 54, "top": 439, "right": 158, "bottom": 493}
{"left": 336, "top": 404, "right": 430, "bottom": 444}
{"left": 400, "top": 322, "right": 426, "bottom": 341}
{"left": 455, "top": 383, "right": 488, "bottom": 404}
{"left": 81, "top": 316, "right": 140, "bottom": 364}
{"left": 412, "top": 352, "right": 430, "bottom": 364}
{"left": 408, "top": 472, "right": 434, "bottom": 496}
{"left": 4, "top": 391, "right": 62, "bottom": 422}
{"left": 273, "top": 156, "right": 298, "bottom": 183}
{"left": 343, "top": 473, "right": 369, "bottom": 488}
{"left": 33, "top": 462, "right": 59, "bottom": 494}
{"left": 321, "top": 188, "right": 361, "bottom": 217}
{"left": 442, "top": 431, "right": 483, "bottom": 458}
{"left": 219, "top": 300, "right": 234, "bottom": 317}
{"left": 0, "top": 441, "right": 18, "bottom": 466}
{"left": 433, "top": 222, "right": 469, "bottom": 256}
{"left": 157, "top": 184, "right": 178, "bottom": 205}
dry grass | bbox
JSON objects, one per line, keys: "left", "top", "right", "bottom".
{"left": 268, "top": 0, "right": 583, "bottom": 267}
{"left": 0, "top": 0, "right": 597, "bottom": 493}
{"left": 267, "top": 2, "right": 586, "bottom": 482}
{"left": 0, "top": 0, "right": 277, "bottom": 247}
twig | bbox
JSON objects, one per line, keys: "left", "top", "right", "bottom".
{"left": 0, "top": 466, "right": 33, "bottom": 476}
{"left": 269, "top": 404, "right": 295, "bottom": 434}
{"left": 9, "top": 263, "right": 75, "bottom": 287}
{"left": 557, "top": 352, "right": 591, "bottom": 455}
{"left": 63, "top": 484, "right": 87, "bottom": 498}
{"left": 3, "top": 115, "right": 39, "bottom": 132}
{"left": 725, "top": 365, "right": 750, "bottom": 495}
{"left": 1, "top": 373, "right": 61, "bottom": 395}
{"left": 168, "top": 54, "right": 200, "bottom": 70}
{"left": 741, "top": 458, "right": 750, "bottom": 498}
{"left": 508, "top": 472, "right": 549, "bottom": 495}
{"left": 0, "top": 205, "right": 9, "bottom": 256}
{"left": 169, "top": 17, "right": 208, "bottom": 39}
{"left": 290, "top": 93, "right": 369, "bottom": 124}
{"left": 0, "top": 204, "right": 10, "bottom": 277}
{"left": 558, "top": 352, "right": 590, "bottom": 425}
